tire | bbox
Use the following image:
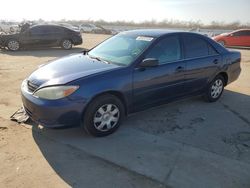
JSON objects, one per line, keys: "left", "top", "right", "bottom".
{"left": 82, "top": 94, "right": 125, "bottom": 137}
{"left": 7, "top": 39, "right": 20, "bottom": 51}
{"left": 61, "top": 39, "right": 73, "bottom": 50}
{"left": 204, "top": 75, "right": 225, "bottom": 102}
{"left": 218, "top": 40, "right": 225, "bottom": 46}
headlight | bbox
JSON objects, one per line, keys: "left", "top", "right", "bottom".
{"left": 33, "top": 85, "right": 79, "bottom": 100}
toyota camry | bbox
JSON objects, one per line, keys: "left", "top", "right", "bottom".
{"left": 21, "top": 30, "right": 241, "bottom": 136}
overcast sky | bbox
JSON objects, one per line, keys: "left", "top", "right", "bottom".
{"left": 1, "top": 0, "right": 249, "bottom": 24}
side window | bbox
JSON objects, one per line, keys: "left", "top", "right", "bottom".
{"left": 30, "top": 27, "right": 42, "bottom": 35}
{"left": 233, "top": 31, "right": 245, "bottom": 36}
{"left": 183, "top": 35, "right": 209, "bottom": 58}
{"left": 145, "top": 35, "right": 181, "bottom": 64}
{"left": 40, "top": 27, "right": 51, "bottom": 33}
{"left": 246, "top": 31, "right": 250, "bottom": 36}
{"left": 49, "top": 27, "right": 62, "bottom": 33}
{"left": 208, "top": 44, "right": 218, "bottom": 55}
{"left": 30, "top": 26, "right": 62, "bottom": 34}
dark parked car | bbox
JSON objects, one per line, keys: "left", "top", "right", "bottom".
{"left": 21, "top": 30, "right": 241, "bottom": 137}
{"left": 0, "top": 24, "right": 82, "bottom": 51}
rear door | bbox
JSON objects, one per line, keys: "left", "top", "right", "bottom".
{"left": 42, "top": 26, "right": 64, "bottom": 46}
{"left": 182, "top": 34, "right": 221, "bottom": 94}
{"left": 34, "top": 26, "right": 54, "bottom": 46}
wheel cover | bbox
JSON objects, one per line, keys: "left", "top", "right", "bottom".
{"left": 211, "top": 79, "right": 223, "bottom": 98}
{"left": 8, "top": 40, "right": 19, "bottom": 51}
{"left": 93, "top": 104, "right": 120, "bottom": 132}
{"left": 62, "top": 40, "right": 72, "bottom": 49}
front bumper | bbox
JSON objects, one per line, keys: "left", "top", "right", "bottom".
{"left": 72, "top": 36, "right": 83, "bottom": 45}
{"left": 21, "top": 83, "right": 86, "bottom": 128}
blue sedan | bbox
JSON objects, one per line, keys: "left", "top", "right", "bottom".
{"left": 21, "top": 30, "right": 241, "bottom": 136}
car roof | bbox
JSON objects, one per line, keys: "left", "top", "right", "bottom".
{"left": 30, "top": 24, "right": 63, "bottom": 28}
{"left": 121, "top": 29, "right": 203, "bottom": 38}
{"left": 121, "top": 29, "right": 228, "bottom": 54}
{"left": 30, "top": 24, "right": 80, "bottom": 31}
{"left": 232, "top": 29, "right": 250, "bottom": 32}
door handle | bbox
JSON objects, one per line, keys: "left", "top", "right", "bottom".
{"left": 175, "top": 66, "right": 184, "bottom": 72}
{"left": 213, "top": 59, "right": 219, "bottom": 64}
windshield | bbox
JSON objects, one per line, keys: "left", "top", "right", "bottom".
{"left": 88, "top": 34, "right": 154, "bottom": 66}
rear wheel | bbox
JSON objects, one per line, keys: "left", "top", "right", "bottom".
{"left": 82, "top": 94, "right": 125, "bottom": 137}
{"left": 7, "top": 39, "right": 20, "bottom": 51}
{"left": 204, "top": 75, "right": 225, "bottom": 102}
{"left": 61, "top": 39, "right": 72, "bottom": 50}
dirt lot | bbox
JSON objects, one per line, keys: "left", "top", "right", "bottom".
{"left": 0, "top": 34, "right": 250, "bottom": 188}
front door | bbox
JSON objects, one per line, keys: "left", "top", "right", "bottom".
{"left": 20, "top": 26, "right": 45, "bottom": 47}
{"left": 132, "top": 35, "right": 186, "bottom": 111}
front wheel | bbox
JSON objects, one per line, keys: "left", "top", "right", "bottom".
{"left": 204, "top": 75, "right": 225, "bottom": 102}
{"left": 7, "top": 39, "right": 20, "bottom": 51}
{"left": 61, "top": 39, "right": 73, "bottom": 50}
{"left": 82, "top": 94, "right": 125, "bottom": 137}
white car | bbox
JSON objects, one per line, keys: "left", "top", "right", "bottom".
{"left": 58, "top": 23, "right": 79, "bottom": 31}
{"left": 79, "top": 23, "right": 103, "bottom": 33}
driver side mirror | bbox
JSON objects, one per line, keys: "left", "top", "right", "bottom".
{"left": 139, "top": 58, "right": 159, "bottom": 67}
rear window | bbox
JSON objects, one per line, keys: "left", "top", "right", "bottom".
{"left": 183, "top": 35, "right": 209, "bottom": 58}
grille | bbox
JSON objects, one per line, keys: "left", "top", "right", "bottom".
{"left": 27, "top": 80, "right": 39, "bottom": 93}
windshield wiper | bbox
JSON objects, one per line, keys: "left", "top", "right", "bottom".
{"left": 88, "top": 55, "right": 110, "bottom": 64}
{"left": 88, "top": 55, "right": 101, "bottom": 61}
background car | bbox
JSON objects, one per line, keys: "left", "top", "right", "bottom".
{"left": 0, "top": 22, "right": 19, "bottom": 34}
{"left": 213, "top": 29, "right": 250, "bottom": 47}
{"left": 21, "top": 30, "right": 241, "bottom": 137}
{"left": 79, "top": 23, "right": 103, "bottom": 33}
{"left": 0, "top": 24, "right": 82, "bottom": 51}
{"left": 79, "top": 23, "right": 114, "bottom": 34}
{"left": 58, "top": 23, "right": 80, "bottom": 31}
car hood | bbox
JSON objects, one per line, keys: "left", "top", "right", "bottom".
{"left": 0, "top": 33, "right": 19, "bottom": 39}
{"left": 220, "top": 32, "right": 229, "bottom": 36}
{"left": 28, "top": 53, "right": 121, "bottom": 88}
{"left": 213, "top": 32, "right": 229, "bottom": 39}
{"left": 212, "top": 34, "right": 224, "bottom": 40}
